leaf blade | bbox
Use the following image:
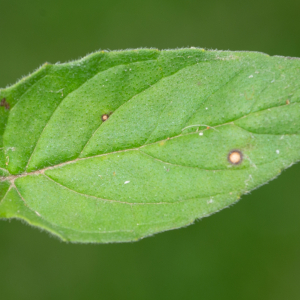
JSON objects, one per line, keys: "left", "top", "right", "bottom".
{"left": 1, "top": 48, "right": 300, "bottom": 243}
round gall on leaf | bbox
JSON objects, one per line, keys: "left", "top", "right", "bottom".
{"left": 101, "top": 114, "right": 109, "bottom": 122}
{"left": 228, "top": 150, "right": 243, "bottom": 165}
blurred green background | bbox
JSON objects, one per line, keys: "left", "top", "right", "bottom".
{"left": 1, "top": 0, "right": 300, "bottom": 299}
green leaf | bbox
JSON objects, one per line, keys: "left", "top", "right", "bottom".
{"left": 1, "top": 48, "right": 300, "bottom": 243}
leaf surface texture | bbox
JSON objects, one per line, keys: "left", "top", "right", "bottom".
{"left": 1, "top": 49, "right": 300, "bottom": 243}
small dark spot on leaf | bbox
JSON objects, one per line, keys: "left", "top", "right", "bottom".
{"left": 101, "top": 114, "right": 109, "bottom": 121}
{"left": 101, "top": 112, "right": 113, "bottom": 122}
{"left": 228, "top": 150, "right": 243, "bottom": 165}
{"left": 0, "top": 98, "right": 10, "bottom": 110}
